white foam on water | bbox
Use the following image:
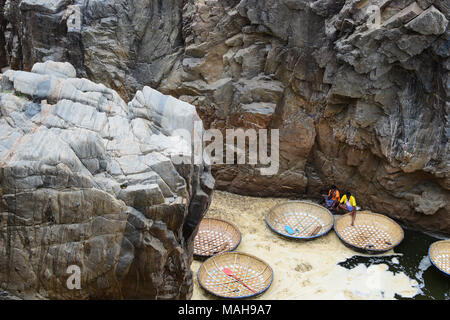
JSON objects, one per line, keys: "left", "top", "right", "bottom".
{"left": 296, "top": 262, "right": 420, "bottom": 300}
{"left": 414, "top": 255, "right": 432, "bottom": 295}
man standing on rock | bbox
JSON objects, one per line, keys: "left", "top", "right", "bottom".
{"left": 337, "top": 192, "right": 358, "bottom": 226}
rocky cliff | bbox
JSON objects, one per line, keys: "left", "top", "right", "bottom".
{"left": 0, "top": 61, "right": 214, "bottom": 299}
{"left": 0, "top": 0, "right": 449, "bottom": 235}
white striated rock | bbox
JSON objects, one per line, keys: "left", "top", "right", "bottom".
{"left": 31, "top": 60, "right": 77, "bottom": 79}
{"left": 0, "top": 61, "right": 213, "bottom": 300}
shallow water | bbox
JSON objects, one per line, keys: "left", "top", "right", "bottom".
{"left": 338, "top": 229, "right": 449, "bottom": 300}
{"left": 191, "top": 191, "right": 450, "bottom": 300}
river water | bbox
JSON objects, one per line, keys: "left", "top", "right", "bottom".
{"left": 340, "top": 228, "right": 449, "bottom": 300}
{"left": 191, "top": 191, "right": 449, "bottom": 300}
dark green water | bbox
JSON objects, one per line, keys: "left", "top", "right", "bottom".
{"left": 338, "top": 229, "right": 450, "bottom": 300}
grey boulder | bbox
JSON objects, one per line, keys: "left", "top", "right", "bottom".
{"left": 0, "top": 61, "right": 214, "bottom": 299}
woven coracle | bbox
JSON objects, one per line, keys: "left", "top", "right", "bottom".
{"left": 265, "top": 201, "right": 334, "bottom": 239}
{"left": 197, "top": 251, "right": 273, "bottom": 299}
{"left": 334, "top": 211, "right": 404, "bottom": 253}
{"left": 429, "top": 240, "right": 450, "bottom": 276}
{"left": 193, "top": 218, "right": 241, "bottom": 258}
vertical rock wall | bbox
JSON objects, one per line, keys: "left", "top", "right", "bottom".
{"left": 0, "top": 1, "right": 449, "bottom": 234}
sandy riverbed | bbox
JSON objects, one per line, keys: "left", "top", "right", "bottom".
{"left": 191, "top": 191, "right": 420, "bottom": 300}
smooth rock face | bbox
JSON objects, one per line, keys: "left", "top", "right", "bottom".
{"left": 1, "top": 0, "right": 184, "bottom": 99}
{"left": 0, "top": 0, "right": 449, "bottom": 235}
{"left": 0, "top": 62, "right": 214, "bottom": 299}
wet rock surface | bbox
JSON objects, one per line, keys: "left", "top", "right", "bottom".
{"left": 0, "top": 0, "right": 449, "bottom": 235}
{"left": 0, "top": 61, "right": 214, "bottom": 299}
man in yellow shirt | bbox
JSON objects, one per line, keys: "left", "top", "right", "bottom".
{"left": 337, "top": 192, "right": 358, "bottom": 226}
